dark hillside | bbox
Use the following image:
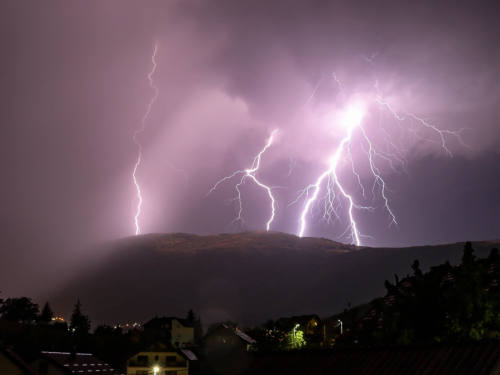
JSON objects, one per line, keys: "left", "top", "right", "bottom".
{"left": 50, "top": 232, "right": 500, "bottom": 328}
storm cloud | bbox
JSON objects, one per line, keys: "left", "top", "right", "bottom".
{"left": 0, "top": 0, "right": 499, "bottom": 301}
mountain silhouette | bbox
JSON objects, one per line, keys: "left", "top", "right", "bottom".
{"left": 50, "top": 231, "right": 500, "bottom": 328}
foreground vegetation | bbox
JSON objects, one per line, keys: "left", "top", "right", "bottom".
{"left": 355, "top": 242, "right": 500, "bottom": 345}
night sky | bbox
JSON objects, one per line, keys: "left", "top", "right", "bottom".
{"left": 1, "top": 1, "right": 499, "bottom": 302}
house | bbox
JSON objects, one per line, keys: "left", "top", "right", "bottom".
{"left": 0, "top": 344, "right": 39, "bottom": 375}
{"left": 30, "top": 351, "right": 122, "bottom": 375}
{"left": 200, "top": 325, "right": 256, "bottom": 352}
{"left": 220, "top": 340, "right": 500, "bottom": 375}
{"left": 126, "top": 341, "right": 197, "bottom": 375}
{"left": 275, "top": 315, "right": 326, "bottom": 346}
{"left": 197, "top": 325, "right": 256, "bottom": 375}
{"left": 143, "top": 317, "right": 194, "bottom": 348}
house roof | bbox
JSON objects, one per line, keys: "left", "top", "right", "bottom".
{"left": 0, "top": 344, "right": 39, "bottom": 375}
{"left": 127, "top": 341, "right": 173, "bottom": 359}
{"left": 203, "top": 325, "right": 257, "bottom": 345}
{"left": 40, "top": 351, "right": 123, "bottom": 375}
{"left": 232, "top": 327, "right": 257, "bottom": 344}
{"left": 233, "top": 327, "right": 257, "bottom": 344}
{"left": 143, "top": 316, "right": 195, "bottom": 329}
{"left": 179, "top": 349, "right": 198, "bottom": 361}
{"left": 225, "top": 340, "right": 500, "bottom": 375}
{"left": 127, "top": 342, "right": 197, "bottom": 361}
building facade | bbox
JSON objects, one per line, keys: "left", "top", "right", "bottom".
{"left": 126, "top": 342, "right": 196, "bottom": 375}
{"left": 143, "top": 317, "right": 194, "bottom": 349}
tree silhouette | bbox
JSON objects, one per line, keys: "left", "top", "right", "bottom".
{"left": 39, "top": 301, "right": 54, "bottom": 323}
{"left": 187, "top": 309, "right": 195, "bottom": 323}
{"left": 462, "top": 241, "right": 477, "bottom": 267}
{"left": 94, "top": 324, "right": 113, "bottom": 336}
{"left": 194, "top": 316, "right": 203, "bottom": 342}
{"left": 411, "top": 259, "right": 423, "bottom": 278}
{"left": 69, "top": 299, "right": 91, "bottom": 334}
{"left": 0, "top": 297, "right": 39, "bottom": 324}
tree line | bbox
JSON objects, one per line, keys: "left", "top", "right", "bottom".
{"left": 0, "top": 296, "right": 90, "bottom": 333}
{"left": 355, "top": 242, "right": 500, "bottom": 345}
{"left": 240, "top": 242, "right": 500, "bottom": 350}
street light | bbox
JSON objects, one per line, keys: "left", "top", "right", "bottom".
{"left": 338, "top": 319, "right": 343, "bottom": 335}
{"left": 293, "top": 324, "right": 300, "bottom": 348}
{"left": 153, "top": 366, "right": 159, "bottom": 375}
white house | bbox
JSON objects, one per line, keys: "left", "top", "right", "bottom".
{"left": 126, "top": 342, "right": 196, "bottom": 375}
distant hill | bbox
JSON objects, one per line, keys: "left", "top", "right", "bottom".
{"left": 50, "top": 231, "right": 500, "bottom": 329}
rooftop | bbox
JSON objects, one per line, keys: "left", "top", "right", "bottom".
{"left": 41, "top": 351, "right": 123, "bottom": 375}
{"left": 225, "top": 340, "right": 500, "bottom": 375}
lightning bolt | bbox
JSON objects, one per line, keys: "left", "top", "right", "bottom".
{"left": 293, "top": 76, "right": 326, "bottom": 123}
{"left": 363, "top": 52, "right": 379, "bottom": 66}
{"left": 167, "top": 161, "right": 189, "bottom": 192}
{"left": 207, "top": 130, "right": 279, "bottom": 231}
{"left": 285, "top": 156, "right": 298, "bottom": 178}
{"left": 296, "top": 107, "right": 377, "bottom": 245}
{"left": 294, "top": 72, "right": 469, "bottom": 246}
{"left": 132, "top": 45, "right": 159, "bottom": 235}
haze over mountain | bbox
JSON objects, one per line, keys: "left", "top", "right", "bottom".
{"left": 1, "top": 1, "right": 499, "bottom": 313}
{"left": 49, "top": 231, "right": 500, "bottom": 328}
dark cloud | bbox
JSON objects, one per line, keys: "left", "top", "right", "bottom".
{"left": 0, "top": 1, "right": 499, "bottom": 303}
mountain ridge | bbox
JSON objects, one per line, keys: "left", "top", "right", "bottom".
{"left": 107, "top": 231, "right": 361, "bottom": 255}
{"left": 51, "top": 231, "right": 500, "bottom": 328}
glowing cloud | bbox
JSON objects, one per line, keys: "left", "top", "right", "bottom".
{"left": 292, "top": 72, "right": 469, "bottom": 245}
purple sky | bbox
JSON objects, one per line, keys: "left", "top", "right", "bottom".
{"left": 1, "top": 1, "right": 499, "bottom": 302}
